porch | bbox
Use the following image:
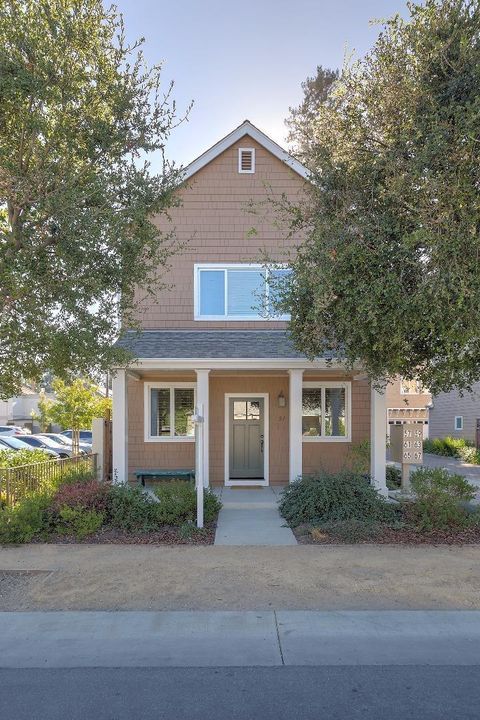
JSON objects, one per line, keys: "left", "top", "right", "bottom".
{"left": 111, "top": 355, "right": 387, "bottom": 496}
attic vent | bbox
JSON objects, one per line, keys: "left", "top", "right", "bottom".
{"left": 238, "top": 148, "right": 255, "bottom": 173}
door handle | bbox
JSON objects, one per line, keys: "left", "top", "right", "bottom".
{"left": 260, "top": 434, "right": 264, "bottom": 453}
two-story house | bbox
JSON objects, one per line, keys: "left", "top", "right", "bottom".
{"left": 111, "top": 121, "right": 387, "bottom": 497}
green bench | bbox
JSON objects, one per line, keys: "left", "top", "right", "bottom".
{"left": 134, "top": 468, "right": 195, "bottom": 487}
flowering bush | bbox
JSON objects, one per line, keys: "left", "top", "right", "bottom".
{"left": 52, "top": 479, "right": 109, "bottom": 514}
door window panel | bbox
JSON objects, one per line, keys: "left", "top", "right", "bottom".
{"left": 233, "top": 401, "right": 247, "bottom": 419}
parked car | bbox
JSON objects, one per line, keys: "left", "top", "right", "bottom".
{"left": 14, "top": 434, "right": 82, "bottom": 458}
{"left": 0, "top": 435, "right": 59, "bottom": 457}
{"left": 38, "top": 433, "right": 91, "bottom": 454}
{"left": 60, "top": 429, "right": 93, "bottom": 445}
{"left": 0, "top": 425, "right": 30, "bottom": 436}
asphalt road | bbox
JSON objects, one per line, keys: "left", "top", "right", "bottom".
{"left": 1, "top": 666, "right": 479, "bottom": 720}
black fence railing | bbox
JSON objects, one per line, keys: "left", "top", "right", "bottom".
{"left": 0, "top": 454, "right": 98, "bottom": 508}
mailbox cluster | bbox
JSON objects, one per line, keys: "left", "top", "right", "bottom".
{"left": 390, "top": 424, "right": 423, "bottom": 465}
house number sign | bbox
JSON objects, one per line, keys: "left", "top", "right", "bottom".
{"left": 390, "top": 424, "right": 423, "bottom": 465}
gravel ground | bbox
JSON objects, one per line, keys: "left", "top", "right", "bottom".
{"left": 0, "top": 544, "right": 479, "bottom": 611}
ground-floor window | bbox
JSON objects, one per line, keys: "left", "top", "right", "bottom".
{"left": 145, "top": 382, "right": 195, "bottom": 441}
{"left": 454, "top": 415, "right": 464, "bottom": 431}
{"left": 302, "top": 382, "right": 351, "bottom": 441}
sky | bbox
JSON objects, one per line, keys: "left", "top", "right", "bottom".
{"left": 115, "top": 0, "right": 409, "bottom": 170}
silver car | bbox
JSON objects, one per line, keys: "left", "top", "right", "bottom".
{"left": 39, "top": 433, "right": 91, "bottom": 455}
{"left": 15, "top": 434, "right": 86, "bottom": 458}
{"left": 0, "top": 435, "right": 59, "bottom": 457}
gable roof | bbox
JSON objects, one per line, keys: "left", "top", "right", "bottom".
{"left": 181, "top": 120, "right": 310, "bottom": 182}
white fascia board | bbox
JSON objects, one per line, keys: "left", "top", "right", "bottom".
{"left": 181, "top": 120, "right": 310, "bottom": 182}
{"left": 116, "top": 358, "right": 360, "bottom": 372}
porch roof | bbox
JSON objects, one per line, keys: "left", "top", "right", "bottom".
{"left": 116, "top": 330, "right": 337, "bottom": 361}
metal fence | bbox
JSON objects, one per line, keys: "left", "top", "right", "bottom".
{"left": 0, "top": 454, "right": 98, "bottom": 508}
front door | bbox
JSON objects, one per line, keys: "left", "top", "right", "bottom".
{"left": 229, "top": 397, "right": 265, "bottom": 481}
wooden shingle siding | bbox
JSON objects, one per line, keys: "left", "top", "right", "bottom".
{"left": 132, "top": 135, "right": 306, "bottom": 330}
{"left": 127, "top": 373, "right": 370, "bottom": 485}
{"left": 429, "top": 382, "right": 480, "bottom": 443}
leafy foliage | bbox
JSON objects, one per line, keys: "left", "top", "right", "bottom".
{"left": 153, "top": 482, "right": 221, "bottom": 525}
{"left": 0, "top": 449, "right": 51, "bottom": 468}
{"left": 49, "top": 377, "right": 109, "bottom": 451}
{"left": 386, "top": 464, "right": 402, "bottom": 490}
{"left": 106, "top": 484, "right": 159, "bottom": 532}
{"left": 423, "top": 436, "right": 480, "bottom": 463}
{"left": 285, "top": 65, "right": 339, "bottom": 158}
{"left": 0, "top": 492, "right": 53, "bottom": 543}
{"left": 281, "top": 0, "right": 480, "bottom": 394}
{"left": 0, "top": 0, "right": 186, "bottom": 398}
{"left": 33, "top": 390, "right": 54, "bottom": 432}
{"left": 409, "top": 466, "right": 476, "bottom": 529}
{"left": 107, "top": 481, "right": 221, "bottom": 532}
{"left": 52, "top": 479, "right": 109, "bottom": 514}
{"left": 279, "top": 471, "right": 396, "bottom": 527}
{"left": 56, "top": 506, "right": 104, "bottom": 540}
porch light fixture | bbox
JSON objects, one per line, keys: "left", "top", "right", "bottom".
{"left": 278, "top": 391, "right": 286, "bottom": 408}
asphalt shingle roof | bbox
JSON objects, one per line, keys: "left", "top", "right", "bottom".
{"left": 116, "top": 330, "right": 331, "bottom": 360}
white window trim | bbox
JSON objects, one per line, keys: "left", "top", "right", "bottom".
{"left": 454, "top": 415, "right": 463, "bottom": 431}
{"left": 144, "top": 382, "right": 196, "bottom": 443}
{"left": 302, "top": 381, "right": 352, "bottom": 443}
{"left": 238, "top": 147, "right": 255, "bottom": 173}
{"left": 193, "top": 263, "right": 290, "bottom": 321}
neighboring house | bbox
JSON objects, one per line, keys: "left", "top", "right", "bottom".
{"left": 0, "top": 386, "right": 58, "bottom": 432}
{"left": 386, "top": 378, "right": 431, "bottom": 439}
{"left": 112, "top": 121, "right": 387, "bottom": 494}
{"left": 429, "top": 382, "right": 480, "bottom": 445}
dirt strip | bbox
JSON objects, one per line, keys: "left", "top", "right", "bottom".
{"left": 0, "top": 544, "right": 479, "bottom": 611}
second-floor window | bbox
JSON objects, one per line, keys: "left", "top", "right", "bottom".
{"left": 194, "top": 264, "right": 291, "bottom": 320}
{"left": 400, "top": 378, "right": 427, "bottom": 395}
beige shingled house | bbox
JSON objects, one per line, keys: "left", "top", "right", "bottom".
{"left": 112, "top": 121, "right": 387, "bottom": 496}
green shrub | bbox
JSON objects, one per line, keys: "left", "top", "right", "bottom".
{"left": 345, "top": 440, "right": 370, "bottom": 474}
{"left": 107, "top": 482, "right": 221, "bottom": 531}
{"left": 56, "top": 506, "right": 104, "bottom": 539}
{"left": 386, "top": 465, "right": 401, "bottom": 490}
{"left": 410, "top": 467, "right": 476, "bottom": 530}
{"left": 456, "top": 445, "right": 480, "bottom": 464}
{"left": 153, "top": 482, "right": 221, "bottom": 525}
{"left": 423, "top": 436, "right": 475, "bottom": 458}
{"left": 279, "top": 471, "right": 397, "bottom": 527}
{"left": 0, "top": 492, "right": 53, "bottom": 543}
{"left": 0, "top": 449, "right": 52, "bottom": 468}
{"left": 106, "top": 485, "right": 159, "bottom": 532}
{"left": 52, "top": 480, "right": 108, "bottom": 513}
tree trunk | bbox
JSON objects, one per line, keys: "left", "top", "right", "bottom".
{"left": 72, "top": 428, "right": 80, "bottom": 456}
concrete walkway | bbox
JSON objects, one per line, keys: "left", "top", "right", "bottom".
{"left": 1, "top": 610, "right": 480, "bottom": 667}
{"left": 214, "top": 487, "right": 297, "bottom": 546}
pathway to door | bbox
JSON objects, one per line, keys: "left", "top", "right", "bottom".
{"left": 214, "top": 487, "right": 297, "bottom": 546}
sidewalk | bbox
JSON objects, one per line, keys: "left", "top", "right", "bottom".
{"left": 1, "top": 610, "right": 480, "bottom": 667}
{"left": 214, "top": 487, "right": 297, "bottom": 545}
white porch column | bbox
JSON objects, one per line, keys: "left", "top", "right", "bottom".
{"left": 370, "top": 383, "right": 388, "bottom": 497}
{"left": 288, "top": 369, "right": 304, "bottom": 483}
{"left": 112, "top": 368, "right": 128, "bottom": 484}
{"left": 195, "top": 369, "right": 210, "bottom": 487}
